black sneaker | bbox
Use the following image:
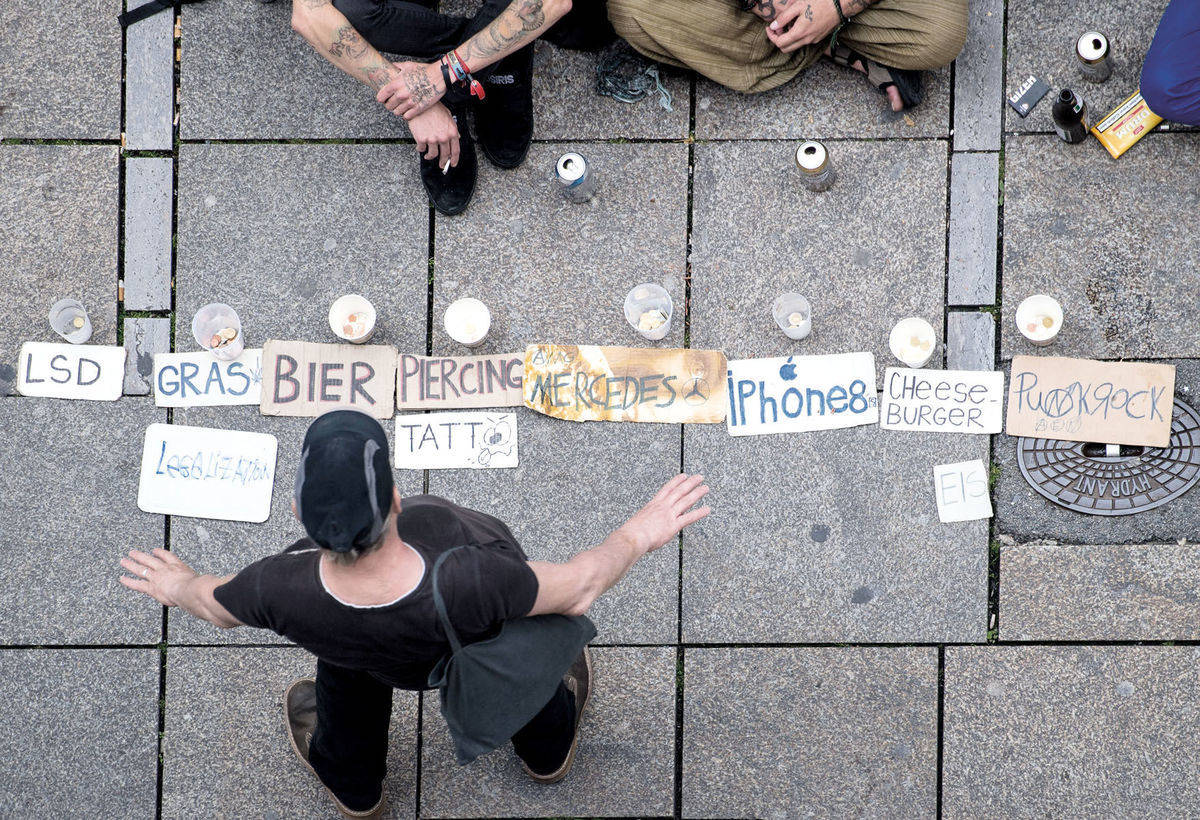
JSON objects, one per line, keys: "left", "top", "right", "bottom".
{"left": 474, "top": 47, "right": 534, "bottom": 170}
{"left": 522, "top": 647, "right": 592, "bottom": 784}
{"left": 419, "top": 107, "right": 477, "bottom": 216}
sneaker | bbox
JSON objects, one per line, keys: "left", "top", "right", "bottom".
{"left": 419, "top": 107, "right": 477, "bottom": 216}
{"left": 283, "top": 678, "right": 385, "bottom": 819}
{"left": 474, "top": 47, "right": 534, "bottom": 170}
{"left": 522, "top": 647, "right": 592, "bottom": 784}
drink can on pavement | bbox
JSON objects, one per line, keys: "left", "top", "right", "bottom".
{"left": 1076, "top": 31, "right": 1112, "bottom": 83}
{"left": 556, "top": 152, "right": 596, "bottom": 203}
{"left": 794, "top": 140, "right": 836, "bottom": 192}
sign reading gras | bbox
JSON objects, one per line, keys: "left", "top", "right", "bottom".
{"left": 523, "top": 344, "right": 727, "bottom": 424}
{"left": 726, "top": 352, "right": 878, "bottom": 436}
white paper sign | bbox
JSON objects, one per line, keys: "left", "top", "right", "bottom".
{"left": 394, "top": 411, "right": 518, "bottom": 469}
{"left": 16, "top": 342, "right": 125, "bottom": 401}
{"left": 152, "top": 349, "right": 263, "bottom": 407}
{"left": 726, "top": 352, "right": 878, "bottom": 436}
{"left": 933, "top": 459, "right": 993, "bottom": 523}
{"left": 880, "top": 368, "right": 1004, "bottom": 434}
{"left": 138, "top": 423, "right": 278, "bottom": 523}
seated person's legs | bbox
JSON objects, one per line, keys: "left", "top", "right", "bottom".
{"left": 1140, "top": 0, "right": 1200, "bottom": 126}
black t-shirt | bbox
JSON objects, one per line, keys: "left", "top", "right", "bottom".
{"left": 212, "top": 495, "right": 539, "bottom": 690}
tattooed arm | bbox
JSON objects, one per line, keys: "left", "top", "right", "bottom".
{"left": 375, "top": 0, "right": 573, "bottom": 121}
{"left": 763, "top": 0, "right": 879, "bottom": 53}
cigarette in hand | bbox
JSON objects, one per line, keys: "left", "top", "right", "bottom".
{"left": 441, "top": 159, "right": 451, "bottom": 174}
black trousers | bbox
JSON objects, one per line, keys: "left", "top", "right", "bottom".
{"left": 307, "top": 659, "right": 576, "bottom": 811}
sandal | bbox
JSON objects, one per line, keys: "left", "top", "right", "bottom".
{"left": 827, "top": 43, "right": 925, "bottom": 110}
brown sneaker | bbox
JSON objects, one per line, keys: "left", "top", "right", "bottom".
{"left": 283, "top": 678, "right": 385, "bottom": 819}
{"left": 522, "top": 646, "right": 593, "bottom": 784}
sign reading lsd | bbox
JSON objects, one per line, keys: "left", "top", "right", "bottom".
{"left": 137, "top": 423, "right": 278, "bottom": 522}
{"left": 394, "top": 410, "right": 518, "bottom": 469}
{"left": 1006, "top": 355, "right": 1175, "bottom": 447}
{"left": 17, "top": 342, "right": 125, "bottom": 401}
{"left": 726, "top": 352, "right": 878, "bottom": 436}
{"left": 153, "top": 349, "right": 263, "bottom": 407}
{"left": 880, "top": 367, "right": 1003, "bottom": 434}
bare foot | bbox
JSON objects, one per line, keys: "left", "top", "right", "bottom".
{"left": 825, "top": 47, "right": 905, "bottom": 112}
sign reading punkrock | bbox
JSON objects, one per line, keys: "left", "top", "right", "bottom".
{"left": 879, "top": 367, "right": 1003, "bottom": 434}
{"left": 726, "top": 352, "right": 878, "bottom": 436}
{"left": 523, "top": 344, "right": 727, "bottom": 424}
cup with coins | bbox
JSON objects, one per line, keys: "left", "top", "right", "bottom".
{"left": 192, "top": 302, "right": 244, "bottom": 361}
{"left": 48, "top": 298, "right": 93, "bottom": 344}
{"left": 624, "top": 283, "right": 673, "bottom": 341}
{"left": 772, "top": 293, "right": 812, "bottom": 340}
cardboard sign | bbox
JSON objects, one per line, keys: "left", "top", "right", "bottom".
{"left": 726, "top": 352, "right": 878, "bottom": 436}
{"left": 523, "top": 344, "right": 727, "bottom": 424}
{"left": 153, "top": 349, "right": 263, "bottom": 407}
{"left": 137, "top": 423, "right": 278, "bottom": 522}
{"left": 396, "top": 352, "right": 523, "bottom": 410}
{"left": 260, "top": 340, "right": 396, "bottom": 419}
{"left": 394, "top": 411, "right": 518, "bottom": 469}
{"left": 880, "top": 368, "right": 1004, "bottom": 434}
{"left": 17, "top": 342, "right": 126, "bottom": 401}
{"left": 933, "top": 459, "right": 993, "bottom": 523}
{"left": 1006, "top": 356, "right": 1175, "bottom": 447}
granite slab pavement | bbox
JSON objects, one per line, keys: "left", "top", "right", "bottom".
{"left": 0, "top": 398, "right": 164, "bottom": 645}
{"left": 162, "top": 646, "right": 418, "bottom": 819}
{"left": 682, "top": 422, "right": 989, "bottom": 643}
{"left": 124, "top": 317, "right": 172, "bottom": 395}
{"left": 943, "top": 645, "right": 1200, "bottom": 818}
{"left": 952, "top": 0, "right": 1004, "bottom": 151}
{"left": 124, "top": 157, "right": 175, "bottom": 312}
{"left": 0, "top": 1, "right": 122, "bottom": 139}
{"left": 0, "top": 649, "right": 159, "bottom": 819}
{"left": 947, "top": 311, "right": 996, "bottom": 371}
{"left": 1000, "top": 133, "right": 1200, "bottom": 360}
{"left": 125, "top": 0, "right": 177, "bottom": 150}
{"left": 1002, "top": 542, "right": 1200, "bottom": 641}
{"left": 947, "top": 151, "right": 998, "bottom": 306}
{"left": 433, "top": 142, "right": 688, "bottom": 353}
{"left": 427, "top": 409, "right": 680, "bottom": 644}
{"left": 176, "top": 143, "right": 428, "bottom": 352}
{"left": 683, "top": 647, "right": 938, "bottom": 819}
{"left": 420, "top": 646, "right": 676, "bottom": 818}
{"left": 690, "top": 140, "right": 948, "bottom": 368}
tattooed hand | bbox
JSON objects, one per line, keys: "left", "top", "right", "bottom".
{"left": 409, "top": 103, "right": 461, "bottom": 169}
{"left": 376, "top": 61, "right": 447, "bottom": 120}
{"left": 744, "top": 0, "right": 779, "bottom": 22}
{"left": 765, "top": 0, "right": 848, "bottom": 52}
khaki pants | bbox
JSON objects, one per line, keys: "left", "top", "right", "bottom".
{"left": 607, "top": 0, "right": 968, "bottom": 93}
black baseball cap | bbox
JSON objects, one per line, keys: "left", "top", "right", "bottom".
{"left": 294, "top": 410, "right": 394, "bottom": 553}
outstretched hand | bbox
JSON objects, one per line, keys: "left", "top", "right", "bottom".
{"left": 377, "top": 61, "right": 446, "bottom": 120}
{"left": 119, "top": 548, "right": 197, "bottom": 607}
{"left": 617, "top": 473, "right": 712, "bottom": 554}
{"left": 766, "top": 0, "right": 840, "bottom": 53}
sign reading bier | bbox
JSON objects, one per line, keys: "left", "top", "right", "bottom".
{"left": 523, "top": 344, "right": 727, "bottom": 424}
{"left": 260, "top": 340, "right": 397, "bottom": 419}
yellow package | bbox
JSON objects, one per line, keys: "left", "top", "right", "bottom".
{"left": 1091, "top": 91, "right": 1163, "bottom": 159}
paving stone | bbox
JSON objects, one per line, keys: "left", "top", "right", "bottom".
{"left": 420, "top": 646, "right": 675, "bottom": 818}
{"left": 433, "top": 142, "right": 688, "bottom": 352}
{"left": 125, "top": 0, "right": 176, "bottom": 150}
{"left": 1001, "top": 542, "right": 1200, "bottom": 641}
{"left": 696, "top": 61, "right": 951, "bottom": 139}
{"left": 690, "top": 140, "right": 947, "bottom": 367}
{"left": 952, "top": 0, "right": 1004, "bottom": 151}
{"left": 176, "top": 143, "right": 428, "bottom": 352}
{"left": 0, "top": 398, "right": 164, "bottom": 644}
{"left": 163, "top": 646, "right": 418, "bottom": 819}
{"left": 0, "top": 649, "right": 159, "bottom": 818}
{"left": 947, "top": 151, "right": 998, "bottom": 305}
{"left": 0, "top": 2, "right": 122, "bottom": 138}
{"left": 428, "top": 409, "right": 680, "bottom": 644}
{"left": 0, "top": 147, "right": 118, "bottom": 381}
{"left": 943, "top": 645, "right": 1200, "bottom": 818}
{"left": 683, "top": 422, "right": 988, "bottom": 643}
{"left": 124, "top": 157, "right": 174, "bottom": 311}
{"left": 1004, "top": 0, "right": 1167, "bottom": 135}
{"left": 994, "top": 359, "right": 1200, "bottom": 544}
{"left": 683, "top": 647, "right": 938, "bottom": 818}
{"left": 124, "top": 317, "right": 172, "bottom": 395}
{"left": 947, "top": 311, "right": 996, "bottom": 371}
{"left": 1001, "top": 133, "right": 1200, "bottom": 359}
{"left": 181, "top": 0, "right": 404, "bottom": 139}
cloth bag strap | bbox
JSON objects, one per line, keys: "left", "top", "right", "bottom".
{"left": 430, "top": 546, "right": 467, "bottom": 654}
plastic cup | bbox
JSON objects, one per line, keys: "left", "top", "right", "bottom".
{"left": 889, "top": 317, "right": 937, "bottom": 368}
{"left": 48, "top": 298, "right": 93, "bottom": 344}
{"left": 772, "top": 293, "right": 812, "bottom": 340}
{"left": 192, "top": 303, "right": 244, "bottom": 361}
{"left": 444, "top": 298, "right": 491, "bottom": 347}
{"left": 1015, "top": 294, "right": 1063, "bottom": 347}
{"left": 329, "top": 294, "right": 377, "bottom": 344}
{"left": 624, "top": 284, "right": 673, "bottom": 341}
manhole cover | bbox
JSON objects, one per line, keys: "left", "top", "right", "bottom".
{"left": 1017, "top": 397, "right": 1200, "bottom": 516}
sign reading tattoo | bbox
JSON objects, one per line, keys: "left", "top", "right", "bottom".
{"left": 17, "top": 342, "right": 126, "bottom": 401}
{"left": 260, "top": 340, "right": 397, "bottom": 419}
{"left": 523, "top": 344, "right": 727, "bottom": 424}
{"left": 1006, "top": 355, "right": 1175, "bottom": 447}
{"left": 394, "top": 410, "right": 518, "bottom": 470}
{"left": 396, "top": 353, "right": 523, "bottom": 410}
{"left": 726, "top": 353, "right": 879, "bottom": 436}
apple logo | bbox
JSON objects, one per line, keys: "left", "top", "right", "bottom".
{"left": 779, "top": 356, "right": 797, "bottom": 381}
